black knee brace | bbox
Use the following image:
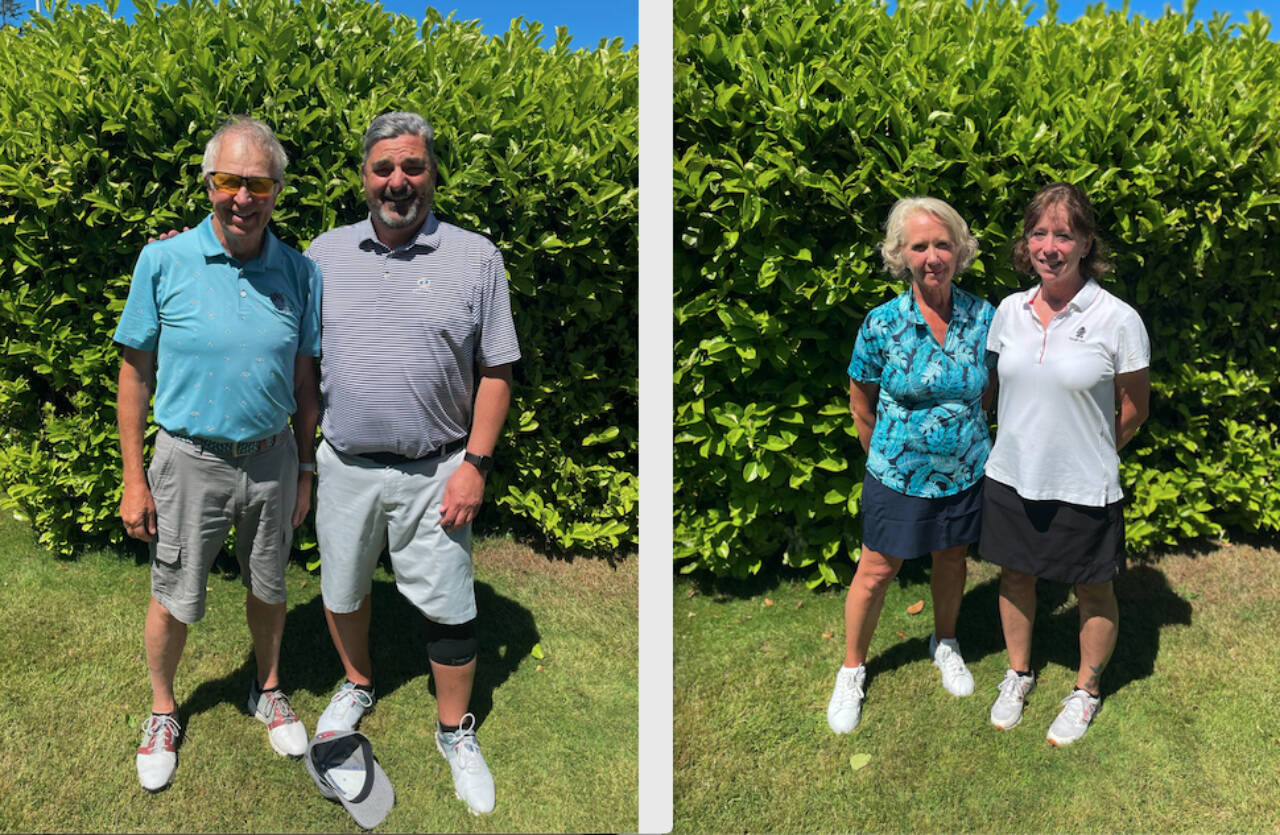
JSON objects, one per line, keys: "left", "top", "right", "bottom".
{"left": 424, "top": 617, "right": 478, "bottom": 666}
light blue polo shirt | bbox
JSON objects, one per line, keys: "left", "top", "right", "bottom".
{"left": 114, "top": 215, "right": 322, "bottom": 443}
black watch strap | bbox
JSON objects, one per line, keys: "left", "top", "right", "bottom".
{"left": 464, "top": 451, "right": 494, "bottom": 474}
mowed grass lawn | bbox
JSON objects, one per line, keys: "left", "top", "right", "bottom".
{"left": 675, "top": 542, "right": 1280, "bottom": 834}
{"left": 0, "top": 511, "right": 637, "bottom": 834}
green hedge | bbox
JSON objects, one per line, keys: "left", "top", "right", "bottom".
{"left": 674, "top": 0, "right": 1280, "bottom": 583}
{"left": 0, "top": 0, "right": 637, "bottom": 556}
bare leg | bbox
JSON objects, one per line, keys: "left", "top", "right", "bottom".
{"left": 998, "top": 568, "right": 1037, "bottom": 671}
{"left": 145, "top": 596, "right": 188, "bottom": 714}
{"left": 431, "top": 659, "right": 476, "bottom": 726}
{"left": 245, "top": 591, "right": 287, "bottom": 690}
{"left": 929, "top": 544, "right": 968, "bottom": 640}
{"left": 323, "top": 596, "right": 374, "bottom": 686}
{"left": 1074, "top": 580, "right": 1118, "bottom": 695}
{"left": 842, "top": 546, "right": 904, "bottom": 668}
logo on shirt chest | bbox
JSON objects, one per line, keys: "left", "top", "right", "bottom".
{"left": 1069, "top": 325, "right": 1087, "bottom": 342}
{"left": 269, "top": 292, "right": 292, "bottom": 312}
{"left": 416, "top": 276, "right": 431, "bottom": 291}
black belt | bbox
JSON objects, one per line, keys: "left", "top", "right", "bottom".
{"left": 351, "top": 437, "right": 467, "bottom": 466}
{"left": 168, "top": 430, "right": 282, "bottom": 457}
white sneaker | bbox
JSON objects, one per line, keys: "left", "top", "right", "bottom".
{"left": 136, "top": 713, "right": 181, "bottom": 791}
{"left": 315, "top": 681, "right": 375, "bottom": 735}
{"left": 990, "top": 669, "right": 1036, "bottom": 730}
{"left": 247, "top": 685, "right": 307, "bottom": 757}
{"left": 928, "top": 633, "right": 974, "bottom": 696}
{"left": 1047, "top": 688, "right": 1100, "bottom": 746}
{"left": 826, "top": 665, "right": 866, "bottom": 733}
{"left": 436, "top": 713, "right": 495, "bottom": 815}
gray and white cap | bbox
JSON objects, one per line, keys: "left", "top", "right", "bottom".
{"left": 304, "top": 730, "right": 395, "bottom": 829}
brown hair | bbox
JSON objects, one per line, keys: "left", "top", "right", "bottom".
{"left": 1011, "top": 182, "right": 1113, "bottom": 280}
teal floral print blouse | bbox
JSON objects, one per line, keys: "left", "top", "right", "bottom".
{"left": 847, "top": 286, "right": 996, "bottom": 498}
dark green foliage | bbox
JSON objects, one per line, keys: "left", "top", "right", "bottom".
{"left": 0, "top": 0, "right": 637, "bottom": 556}
{"left": 674, "top": 0, "right": 1280, "bottom": 583}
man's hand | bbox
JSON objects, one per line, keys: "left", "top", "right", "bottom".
{"left": 439, "top": 462, "right": 486, "bottom": 532}
{"left": 291, "top": 472, "right": 313, "bottom": 528}
{"left": 146, "top": 228, "right": 188, "bottom": 244}
{"left": 120, "top": 479, "right": 158, "bottom": 542}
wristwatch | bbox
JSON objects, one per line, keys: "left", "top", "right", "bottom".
{"left": 464, "top": 452, "right": 494, "bottom": 474}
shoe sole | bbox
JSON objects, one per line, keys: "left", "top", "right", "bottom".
{"left": 991, "top": 714, "right": 1022, "bottom": 731}
{"left": 1047, "top": 730, "right": 1086, "bottom": 746}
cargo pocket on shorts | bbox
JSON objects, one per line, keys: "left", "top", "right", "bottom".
{"left": 152, "top": 539, "right": 182, "bottom": 569}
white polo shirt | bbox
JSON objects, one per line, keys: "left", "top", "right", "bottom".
{"left": 985, "top": 279, "right": 1149, "bottom": 506}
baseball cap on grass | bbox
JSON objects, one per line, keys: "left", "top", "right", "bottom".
{"left": 304, "top": 730, "right": 394, "bottom": 829}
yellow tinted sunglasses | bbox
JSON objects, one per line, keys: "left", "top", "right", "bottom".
{"left": 208, "top": 171, "right": 278, "bottom": 197}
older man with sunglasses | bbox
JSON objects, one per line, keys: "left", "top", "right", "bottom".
{"left": 115, "top": 115, "right": 321, "bottom": 792}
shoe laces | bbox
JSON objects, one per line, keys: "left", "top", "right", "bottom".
{"left": 933, "top": 641, "right": 967, "bottom": 676}
{"left": 444, "top": 713, "right": 484, "bottom": 772}
{"left": 1060, "top": 689, "right": 1097, "bottom": 722}
{"left": 996, "top": 670, "right": 1030, "bottom": 701}
{"left": 139, "top": 714, "right": 181, "bottom": 753}
{"left": 333, "top": 684, "right": 374, "bottom": 710}
{"left": 833, "top": 668, "right": 865, "bottom": 705}
{"left": 259, "top": 689, "right": 298, "bottom": 728}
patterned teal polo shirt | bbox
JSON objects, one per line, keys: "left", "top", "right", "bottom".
{"left": 847, "top": 285, "right": 996, "bottom": 498}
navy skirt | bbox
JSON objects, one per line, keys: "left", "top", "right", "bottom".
{"left": 861, "top": 474, "right": 983, "bottom": 560}
{"left": 979, "top": 477, "right": 1125, "bottom": 584}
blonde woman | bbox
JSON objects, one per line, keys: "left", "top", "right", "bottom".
{"left": 827, "top": 197, "right": 995, "bottom": 733}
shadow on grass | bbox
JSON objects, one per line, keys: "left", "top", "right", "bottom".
{"left": 868, "top": 560, "right": 1194, "bottom": 699}
{"left": 176, "top": 568, "right": 538, "bottom": 734}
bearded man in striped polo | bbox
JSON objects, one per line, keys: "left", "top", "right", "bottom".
{"left": 304, "top": 111, "right": 520, "bottom": 817}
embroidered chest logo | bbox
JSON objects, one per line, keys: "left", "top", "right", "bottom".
{"left": 1069, "top": 326, "right": 1087, "bottom": 342}
{"left": 417, "top": 276, "right": 431, "bottom": 290}
{"left": 269, "top": 292, "right": 292, "bottom": 312}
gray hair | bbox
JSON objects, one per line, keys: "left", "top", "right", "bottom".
{"left": 362, "top": 111, "right": 436, "bottom": 167}
{"left": 879, "top": 196, "right": 979, "bottom": 278}
{"left": 201, "top": 115, "right": 288, "bottom": 182}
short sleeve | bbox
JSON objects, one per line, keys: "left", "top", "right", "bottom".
{"left": 847, "top": 311, "right": 885, "bottom": 383}
{"left": 113, "top": 245, "right": 162, "bottom": 351}
{"left": 1113, "top": 305, "right": 1150, "bottom": 374}
{"left": 298, "top": 259, "right": 323, "bottom": 357}
{"left": 474, "top": 246, "right": 521, "bottom": 367}
{"left": 986, "top": 299, "right": 1007, "bottom": 354}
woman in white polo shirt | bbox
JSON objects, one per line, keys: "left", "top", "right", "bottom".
{"left": 981, "top": 182, "right": 1150, "bottom": 746}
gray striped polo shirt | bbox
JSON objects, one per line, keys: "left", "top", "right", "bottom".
{"left": 306, "top": 212, "right": 521, "bottom": 458}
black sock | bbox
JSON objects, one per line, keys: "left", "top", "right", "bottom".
{"left": 1014, "top": 669, "right": 1033, "bottom": 678}
{"left": 152, "top": 711, "right": 175, "bottom": 718}
{"left": 438, "top": 720, "right": 460, "bottom": 734}
{"left": 255, "top": 681, "right": 281, "bottom": 693}
{"left": 350, "top": 681, "right": 374, "bottom": 695}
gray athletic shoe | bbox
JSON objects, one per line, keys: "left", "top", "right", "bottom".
{"left": 436, "top": 713, "right": 495, "bottom": 815}
{"left": 990, "top": 669, "right": 1036, "bottom": 730}
{"left": 928, "top": 633, "right": 975, "bottom": 696}
{"left": 826, "top": 665, "right": 866, "bottom": 734}
{"left": 1047, "top": 688, "right": 1100, "bottom": 746}
{"left": 316, "top": 681, "right": 375, "bottom": 735}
